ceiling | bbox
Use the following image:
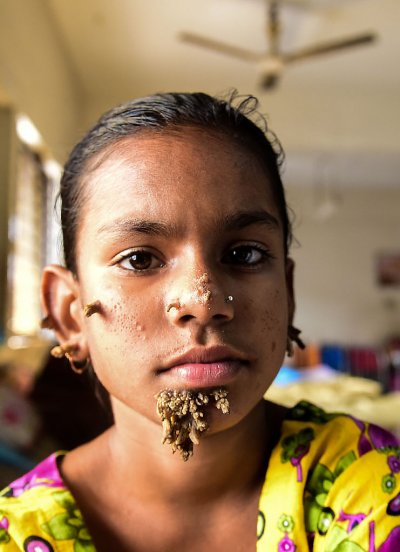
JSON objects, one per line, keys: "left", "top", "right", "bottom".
{"left": 44, "top": 0, "right": 400, "bottom": 188}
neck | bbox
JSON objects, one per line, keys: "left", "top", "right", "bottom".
{"left": 100, "top": 399, "right": 278, "bottom": 505}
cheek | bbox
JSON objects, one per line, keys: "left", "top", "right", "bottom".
{"left": 241, "top": 287, "right": 288, "bottom": 355}
{"left": 83, "top": 297, "right": 155, "bottom": 405}
{"left": 83, "top": 289, "right": 157, "bottom": 368}
{"left": 83, "top": 280, "right": 155, "bottom": 335}
{"left": 107, "top": 299, "right": 148, "bottom": 339}
{"left": 244, "top": 286, "right": 288, "bottom": 328}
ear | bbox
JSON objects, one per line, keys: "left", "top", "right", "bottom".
{"left": 41, "top": 265, "right": 89, "bottom": 361}
{"left": 285, "top": 257, "right": 295, "bottom": 326}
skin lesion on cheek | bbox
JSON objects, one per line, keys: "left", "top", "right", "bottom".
{"left": 83, "top": 300, "right": 103, "bottom": 317}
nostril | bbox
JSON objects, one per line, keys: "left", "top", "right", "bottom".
{"left": 213, "top": 313, "right": 228, "bottom": 321}
{"left": 180, "top": 314, "right": 196, "bottom": 322}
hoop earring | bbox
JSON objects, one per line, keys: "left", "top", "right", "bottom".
{"left": 65, "top": 354, "right": 90, "bottom": 375}
{"left": 50, "top": 343, "right": 90, "bottom": 375}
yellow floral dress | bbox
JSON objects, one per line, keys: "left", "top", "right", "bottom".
{"left": 0, "top": 401, "right": 399, "bottom": 551}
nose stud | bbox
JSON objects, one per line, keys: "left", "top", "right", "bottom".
{"left": 225, "top": 295, "right": 234, "bottom": 303}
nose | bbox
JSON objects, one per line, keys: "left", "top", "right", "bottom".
{"left": 165, "top": 271, "right": 234, "bottom": 327}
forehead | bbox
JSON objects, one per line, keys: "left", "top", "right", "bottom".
{"left": 85, "top": 127, "right": 265, "bottom": 175}
{"left": 79, "top": 128, "right": 279, "bottom": 231}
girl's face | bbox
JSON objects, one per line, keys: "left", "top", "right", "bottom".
{"left": 75, "top": 128, "right": 294, "bottom": 432}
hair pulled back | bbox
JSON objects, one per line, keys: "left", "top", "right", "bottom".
{"left": 60, "top": 91, "right": 292, "bottom": 273}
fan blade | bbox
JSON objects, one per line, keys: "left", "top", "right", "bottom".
{"left": 267, "top": 0, "right": 280, "bottom": 56}
{"left": 283, "top": 32, "right": 376, "bottom": 63}
{"left": 179, "top": 32, "right": 264, "bottom": 62}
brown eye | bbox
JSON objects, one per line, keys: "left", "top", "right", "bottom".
{"left": 117, "top": 250, "right": 164, "bottom": 272}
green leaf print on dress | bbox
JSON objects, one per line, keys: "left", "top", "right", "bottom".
{"left": 281, "top": 427, "right": 315, "bottom": 482}
{"left": 0, "top": 515, "right": 10, "bottom": 544}
{"left": 325, "top": 525, "right": 366, "bottom": 552}
{"left": 304, "top": 451, "right": 357, "bottom": 534}
{"left": 287, "top": 401, "right": 338, "bottom": 425}
{"left": 42, "top": 490, "right": 95, "bottom": 552}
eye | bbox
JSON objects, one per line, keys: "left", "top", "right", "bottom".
{"left": 115, "top": 249, "right": 164, "bottom": 272}
{"left": 222, "top": 244, "right": 273, "bottom": 267}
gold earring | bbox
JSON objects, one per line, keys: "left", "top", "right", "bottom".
{"left": 50, "top": 343, "right": 89, "bottom": 374}
{"left": 65, "top": 354, "right": 90, "bottom": 375}
{"left": 50, "top": 343, "right": 78, "bottom": 359}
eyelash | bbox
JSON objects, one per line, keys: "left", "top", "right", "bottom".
{"left": 114, "top": 243, "right": 274, "bottom": 274}
{"left": 222, "top": 243, "right": 274, "bottom": 268}
{"left": 114, "top": 249, "right": 164, "bottom": 273}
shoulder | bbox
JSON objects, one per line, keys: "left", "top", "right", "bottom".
{"left": 257, "top": 401, "right": 400, "bottom": 550}
{"left": 0, "top": 453, "right": 94, "bottom": 551}
{"left": 268, "top": 399, "right": 400, "bottom": 493}
{"left": 280, "top": 401, "right": 399, "bottom": 463}
{"left": 279, "top": 400, "right": 399, "bottom": 502}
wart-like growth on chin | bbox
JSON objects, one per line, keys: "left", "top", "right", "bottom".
{"left": 156, "top": 388, "right": 230, "bottom": 461}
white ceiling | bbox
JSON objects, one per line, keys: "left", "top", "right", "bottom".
{"left": 45, "top": 0, "right": 400, "bottom": 188}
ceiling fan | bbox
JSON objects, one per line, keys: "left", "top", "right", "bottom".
{"left": 179, "top": 0, "right": 376, "bottom": 90}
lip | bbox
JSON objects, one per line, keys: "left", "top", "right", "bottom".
{"left": 158, "top": 345, "right": 250, "bottom": 387}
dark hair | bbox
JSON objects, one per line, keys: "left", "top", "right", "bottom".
{"left": 60, "top": 91, "right": 292, "bottom": 273}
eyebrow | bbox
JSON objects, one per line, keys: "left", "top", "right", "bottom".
{"left": 98, "top": 209, "right": 280, "bottom": 239}
{"left": 222, "top": 210, "right": 280, "bottom": 232}
{"left": 98, "top": 219, "right": 178, "bottom": 238}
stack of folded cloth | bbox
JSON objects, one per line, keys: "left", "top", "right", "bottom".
{"left": 266, "top": 369, "right": 400, "bottom": 437}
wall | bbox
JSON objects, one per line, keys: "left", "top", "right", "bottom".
{"left": 0, "top": 0, "right": 83, "bottom": 162}
{"left": 0, "top": 0, "right": 84, "bottom": 337}
{"left": 287, "top": 186, "right": 400, "bottom": 346}
{"left": 0, "top": 107, "right": 17, "bottom": 337}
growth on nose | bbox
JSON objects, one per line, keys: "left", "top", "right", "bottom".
{"left": 193, "top": 272, "right": 212, "bottom": 305}
{"left": 166, "top": 272, "right": 234, "bottom": 324}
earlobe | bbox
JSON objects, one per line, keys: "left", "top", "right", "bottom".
{"left": 41, "top": 265, "right": 88, "bottom": 356}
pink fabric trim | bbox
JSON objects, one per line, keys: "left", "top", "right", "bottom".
{"left": 8, "top": 452, "right": 66, "bottom": 497}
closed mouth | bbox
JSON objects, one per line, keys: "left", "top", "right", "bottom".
{"left": 160, "top": 345, "right": 250, "bottom": 373}
{"left": 157, "top": 345, "right": 251, "bottom": 387}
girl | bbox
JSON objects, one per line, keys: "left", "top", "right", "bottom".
{"left": 0, "top": 93, "right": 399, "bottom": 551}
